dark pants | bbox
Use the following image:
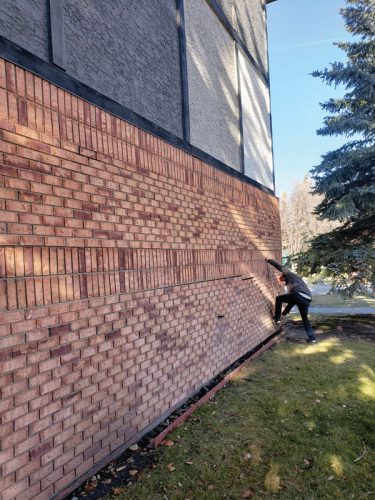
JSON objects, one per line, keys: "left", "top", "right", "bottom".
{"left": 274, "top": 293, "right": 315, "bottom": 340}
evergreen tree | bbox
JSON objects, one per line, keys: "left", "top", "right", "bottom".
{"left": 295, "top": 0, "right": 375, "bottom": 295}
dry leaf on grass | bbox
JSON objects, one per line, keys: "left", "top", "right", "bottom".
{"left": 167, "top": 463, "right": 176, "bottom": 472}
{"left": 112, "top": 487, "right": 126, "bottom": 495}
{"left": 162, "top": 439, "right": 174, "bottom": 446}
{"left": 243, "top": 453, "right": 252, "bottom": 461}
{"left": 129, "top": 443, "right": 139, "bottom": 451}
{"left": 242, "top": 489, "right": 255, "bottom": 498}
{"left": 129, "top": 469, "right": 138, "bottom": 476}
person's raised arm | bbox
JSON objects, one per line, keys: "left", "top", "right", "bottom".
{"left": 265, "top": 259, "right": 285, "bottom": 273}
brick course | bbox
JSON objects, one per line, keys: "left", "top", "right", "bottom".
{"left": 0, "top": 58, "right": 282, "bottom": 499}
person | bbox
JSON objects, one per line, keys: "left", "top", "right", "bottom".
{"left": 265, "top": 259, "right": 316, "bottom": 343}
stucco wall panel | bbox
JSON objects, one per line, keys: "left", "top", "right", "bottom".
{"left": 239, "top": 51, "right": 273, "bottom": 190}
{"left": 185, "top": 0, "right": 241, "bottom": 171}
{"left": 0, "top": 0, "right": 49, "bottom": 60}
{"left": 63, "top": 0, "right": 183, "bottom": 137}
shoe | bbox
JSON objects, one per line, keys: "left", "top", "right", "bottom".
{"left": 272, "top": 317, "right": 281, "bottom": 325}
{"left": 306, "top": 339, "right": 317, "bottom": 344}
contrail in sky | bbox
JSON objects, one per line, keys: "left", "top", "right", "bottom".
{"left": 271, "top": 36, "right": 352, "bottom": 51}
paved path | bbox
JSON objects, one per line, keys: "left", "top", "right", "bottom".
{"left": 287, "top": 305, "right": 375, "bottom": 315}
{"left": 309, "top": 306, "right": 375, "bottom": 315}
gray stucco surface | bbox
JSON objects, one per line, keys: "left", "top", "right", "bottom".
{"left": 239, "top": 51, "right": 273, "bottom": 190}
{"left": 216, "top": 0, "right": 268, "bottom": 75}
{"left": 0, "top": 0, "right": 50, "bottom": 61}
{"left": 185, "top": 0, "right": 240, "bottom": 171}
{"left": 63, "top": 0, "right": 183, "bottom": 137}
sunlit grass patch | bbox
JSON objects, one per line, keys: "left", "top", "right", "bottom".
{"left": 112, "top": 339, "right": 375, "bottom": 499}
{"left": 330, "top": 349, "right": 355, "bottom": 365}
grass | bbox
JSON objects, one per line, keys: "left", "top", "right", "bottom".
{"left": 310, "top": 294, "right": 375, "bottom": 308}
{"left": 114, "top": 339, "right": 375, "bottom": 499}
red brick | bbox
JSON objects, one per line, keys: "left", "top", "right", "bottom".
{"left": 2, "top": 477, "right": 29, "bottom": 500}
{"left": 17, "top": 97, "right": 28, "bottom": 126}
{"left": 0, "top": 87, "right": 8, "bottom": 119}
{"left": 7, "top": 91, "right": 18, "bottom": 123}
{"left": 0, "top": 472, "right": 15, "bottom": 496}
{"left": 12, "top": 248, "right": 23, "bottom": 277}
{"left": 15, "top": 67, "right": 26, "bottom": 96}
{"left": 29, "top": 441, "right": 52, "bottom": 460}
{"left": 14, "top": 433, "right": 40, "bottom": 456}
{"left": 14, "top": 409, "right": 39, "bottom": 431}
{"left": 0, "top": 447, "right": 14, "bottom": 467}
{"left": 0, "top": 59, "right": 6, "bottom": 88}
{"left": 49, "top": 323, "right": 71, "bottom": 336}
{"left": 0, "top": 60, "right": 283, "bottom": 499}
{"left": 5, "top": 62, "right": 16, "bottom": 93}
{"left": 2, "top": 451, "right": 29, "bottom": 476}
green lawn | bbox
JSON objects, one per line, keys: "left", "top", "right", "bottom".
{"left": 310, "top": 294, "right": 375, "bottom": 308}
{"left": 114, "top": 339, "right": 375, "bottom": 499}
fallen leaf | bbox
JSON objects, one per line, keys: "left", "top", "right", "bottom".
{"left": 243, "top": 453, "right": 252, "bottom": 461}
{"left": 304, "top": 459, "right": 310, "bottom": 465}
{"left": 242, "top": 489, "right": 255, "bottom": 498}
{"left": 185, "top": 460, "right": 193, "bottom": 465}
{"left": 167, "top": 463, "right": 176, "bottom": 472}
{"left": 129, "top": 443, "right": 139, "bottom": 451}
{"left": 208, "top": 485, "right": 214, "bottom": 490}
{"left": 162, "top": 439, "right": 174, "bottom": 447}
{"left": 129, "top": 469, "right": 138, "bottom": 476}
{"left": 327, "top": 475, "right": 334, "bottom": 481}
{"left": 116, "top": 465, "right": 126, "bottom": 472}
{"left": 112, "top": 487, "right": 126, "bottom": 495}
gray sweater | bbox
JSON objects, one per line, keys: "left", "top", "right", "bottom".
{"left": 267, "top": 259, "right": 312, "bottom": 300}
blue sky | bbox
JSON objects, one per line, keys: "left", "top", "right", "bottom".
{"left": 267, "top": 0, "right": 348, "bottom": 195}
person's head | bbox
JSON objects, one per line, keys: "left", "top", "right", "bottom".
{"left": 279, "top": 274, "right": 287, "bottom": 284}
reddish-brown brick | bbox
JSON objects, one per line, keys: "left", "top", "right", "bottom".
{"left": 0, "top": 57, "right": 282, "bottom": 499}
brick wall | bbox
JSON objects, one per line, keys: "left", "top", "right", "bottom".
{"left": 0, "top": 58, "right": 282, "bottom": 499}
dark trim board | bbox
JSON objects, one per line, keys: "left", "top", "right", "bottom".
{"left": 176, "top": 0, "right": 190, "bottom": 143}
{"left": 48, "top": 0, "right": 66, "bottom": 69}
{"left": 236, "top": 44, "right": 245, "bottom": 174}
{"left": 0, "top": 36, "right": 276, "bottom": 198}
